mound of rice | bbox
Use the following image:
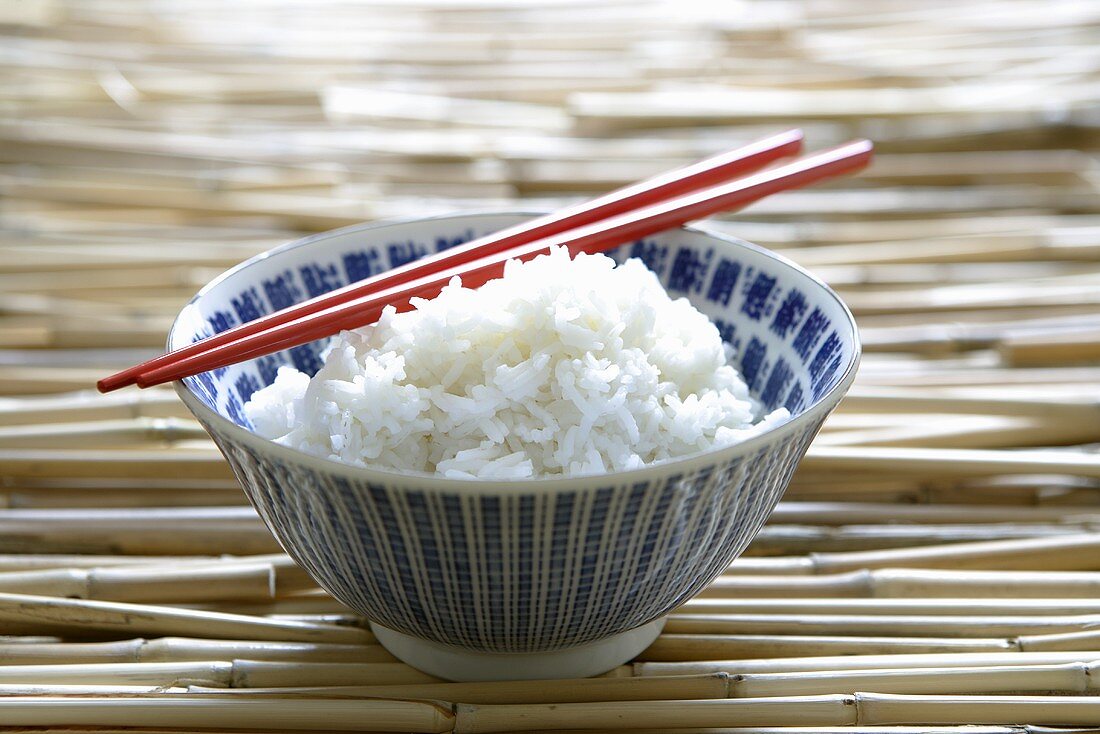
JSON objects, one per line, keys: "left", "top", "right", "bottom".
{"left": 244, "top": 246, "right": 788, "bottom": 479}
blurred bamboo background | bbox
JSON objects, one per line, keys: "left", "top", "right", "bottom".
{"left": 3, "top": 0, "right": 1100, "bottom": 731}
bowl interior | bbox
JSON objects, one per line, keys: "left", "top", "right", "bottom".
{"left": 171, "top": 213, "right": 856, "bottom": 442}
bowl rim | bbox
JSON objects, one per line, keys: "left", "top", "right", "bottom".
{"left": 173, "top": 210, "right": 861, "bottom": 494}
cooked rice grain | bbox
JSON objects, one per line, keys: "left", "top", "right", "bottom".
{"left": 245, "top": 247, "right": 788, "bottom": 479}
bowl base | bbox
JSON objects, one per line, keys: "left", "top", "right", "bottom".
{"left": 370, "top": 617, "right": 666, "bottom": 682}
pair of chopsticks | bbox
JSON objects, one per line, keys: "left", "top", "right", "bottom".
{"left": 98, "top": 130, "right": 872, "bottom": 393}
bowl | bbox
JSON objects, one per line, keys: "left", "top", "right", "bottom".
{"left": 171, "top": 212, "right": 860, "bottom": 681}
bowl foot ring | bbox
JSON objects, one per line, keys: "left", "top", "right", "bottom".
{"left": 370, "top": 617, "right": 666, "bottom": 682}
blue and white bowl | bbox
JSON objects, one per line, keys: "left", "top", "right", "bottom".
{"left": 171, "top": 212, "right": 859, "bottom": 681}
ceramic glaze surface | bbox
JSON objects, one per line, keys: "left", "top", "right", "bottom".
{"left": 173, "top": 213, "right": 858, "bottom": 653}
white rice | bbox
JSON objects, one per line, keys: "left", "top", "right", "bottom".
{"left": 244, "top": 246, "right": 789, "bottom": 479}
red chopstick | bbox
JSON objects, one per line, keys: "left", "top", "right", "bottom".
{"left": 133, "top": 139, "right": 872, "bottom": 389}
{"left": 97, "top": 129, "right": 804, "bottom": 393}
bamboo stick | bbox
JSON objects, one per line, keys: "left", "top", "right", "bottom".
{"left": 0, "top": 684, "right": 186, "bottom": 696}
{"left": 1020, "top": 630, "right": 1100, "bottom": 652}
{"left": 0, "top": 564, "right": 277, "bottom": 603}
{"left": 187, "top": 673, "right": 729, "bottom": 703}
{"left": 0, "top": 528, "right": 277, "bottom": 555}
{"left": 0, "top": 506, "right": 265, "bottom": 527}
{"left": 177, "top": 594, "right": 353, "bottom": 617}
{"left": 259, "top": 613, "right": 362, "bottom": 626}
{"left": 570, "top": 83, "right": 1100, "bottom": 123}
{"left": 0, "top": 487, "right": 247, "bottom": 509}
{"left": 801, "top": 446, "right": 1100, "bottom": 478}
{"left": 461, "top": 694, "right": 1100, "bottom": 731}
{"left": 0, "top": 507, "right": 279, "bottom": 554}
{"left": 636, "top": 650, "right": 1100, "bottom": 677}
{"left": 0, "top": 593, "right": 371, "bottom": 643}
{"left": 858, "top": 693, "right": 1100, "bottom": 726}
{"left": 0, "top": 368, "right": 125, "bottom": 395}
{"left": 679, "top": 597, "right": 1100, "bottom": 617}
{"left": 875, "top": 569, "right": 1100, "bottom": 599}
{"left": 0, "top": 697, "right": 454, "bottom": 732}
{"left": 0, "top": 637, "right": 390, "bottom": 664}
{"left": 850, "top": 365, "right": 1100, "bottom": 389}
{"left": 0, "top": 635, "right": 61, "bottom": 645}
{"left": 702, "top": 571, "right": 859, "bottom": 596}
{"left": 0, "top": 552, "right": 318, "bottom": 599}
{"left": 769, "top": 501, "right": 1100, "bottom": 525}
{"left": 728, "top": 662, "right": 1100, "bottom": 697}
{"left": 0, "top": 657, "right": 436, "bottom": 688}
{"left": 0, "top": 449, "right": 234, "bottom": 480}
{"left": 0, "top": 555, "right": 216, "bottom": 572}
{"left": 0, "top": 326, "right": 50, "bottom": 348}
{"left": 0, "top": 418, "right": 208, "bottom": 449}
{"left": 0, "top": 550, "right": 319, "bottom": 598}
{"left": 664, "top": 613, "right": 1100, "bottom": 639}
{"left": 407, "top": 729, "right": 1031, "bottom": 734}
{"left": 0, "top": 729, "right": 1033, "bottom": 734}
{"left": 0, "top": 730, "right": 304, "bottom": 734}
{"left": 811, "top": 415, "right": 1094, "bottom": 450}
{"left": 1000, "top": 327, "right": 1100, "bottom": 367}
{"left": 729, "top": 535, "right": 1100, "bottom": 574}
{"left": 841, "top": 281, "right": 1100, "bottom": 317}
{"left": 0, "top": 661, "right": 234, "bottom": 686}
{"left": 837, "top": 388, "right": 1100, "bottom": 420}
{"left": 230, "top": 660, "right": 441, "bottom": 687}
{"left": 639, "top": 634, "right": 1013, "bottom": 662}
{"left": 718, "top": 214, "right": 1094, "bottom": 246}
{"left": 747, "top": 523, "right": 1100, "bottom": 554}
{"left": 0, "top": 266, "right": 205, "bottom": 295}
{"left": 453, "top": 695, "right": 858, "bottom": 733}
{"left": 705, "top": 569, "right": 1100, "bottom": 598}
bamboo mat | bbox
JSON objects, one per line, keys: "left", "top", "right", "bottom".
{"left": 2, "top": 0, "right": 1100, "bottom": 731}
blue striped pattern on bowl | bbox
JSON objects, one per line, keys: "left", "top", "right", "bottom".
{"left": 173, "top": 212, "right": 859, "bottom": 653}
